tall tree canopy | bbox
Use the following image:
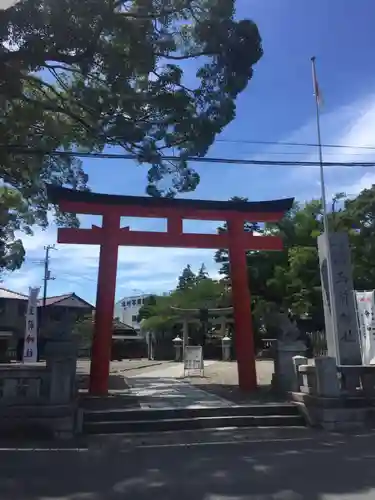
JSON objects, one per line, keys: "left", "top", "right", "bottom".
{"left": 177, "top": 264, "right": 197, "bottom": 290}
{"left": 0, "top": 0, "right": 263, "bottom": 272}
{"left": 139, "top": 264, "right": 229, "bottom": 333}
{"left": 215, "top": 187, "right": 375, "bottom": 333}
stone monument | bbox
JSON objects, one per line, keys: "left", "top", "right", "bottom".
{"left": 317, "top": 232, "right": 362, "bottom": 365}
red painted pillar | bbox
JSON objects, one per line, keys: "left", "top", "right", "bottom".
{"left": 89, "top": 213, "right": 120, "bottom": 395}
{"left": 227, "top": 217, "right": 257, "bottom": 391}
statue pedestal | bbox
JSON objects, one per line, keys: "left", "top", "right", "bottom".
{"left": 45, "top": 338, "right": 77, "bottom": 405}
{"left": 272, "top": 340, "right": 307, "bottom": 393}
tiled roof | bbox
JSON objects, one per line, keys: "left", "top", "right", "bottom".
{"left": 0, "top": 287, "right": 28, "bottom": 300}
{"left": 38, "top": 294, "right": 72, "bottom": 306}
{"left": 0, "top": 288, "right": 94, "bottom": 308}
{"left": 37, "top": 293, "right": 94, "bottom": 308}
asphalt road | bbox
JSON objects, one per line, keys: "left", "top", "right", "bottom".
{"left": 1, "top": 428, "right": 375, "bottom": 499}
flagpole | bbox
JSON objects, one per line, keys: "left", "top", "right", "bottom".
{"left": 311, "top": 56, "right": 330, "bottom": 235}
{"left": 311, "top": 56, "right": 339, "bottom": 362}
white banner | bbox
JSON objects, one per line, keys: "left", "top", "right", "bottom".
{"left": 355, "top": 291, "right": 375, "bottom": 365}
{"left": 22, "top": 287, "right": 40, "bottom": 363}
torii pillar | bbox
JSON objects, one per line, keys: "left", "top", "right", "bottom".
{"left": 46, "top": 185, "right": 293, "bottom": 395}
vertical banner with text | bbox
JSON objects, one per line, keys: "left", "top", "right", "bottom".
{"left": 22, "top": 287, "right": 40, "bottom": 363}
{"left": 355, "top": 291, "right": 375, "bottom": 365}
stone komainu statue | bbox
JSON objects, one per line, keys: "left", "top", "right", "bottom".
{"left": 268, "top": 311, "right": 302, "bottom": 344}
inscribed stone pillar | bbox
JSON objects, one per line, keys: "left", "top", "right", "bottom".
{"left": 182, "top": 319, "right": 189, "bottom": 360}
{"left": 317, "top": 232, "right": 362, "bottom": 365}
{"left": 45, "top": 337, "right": 77, "bottom": 405}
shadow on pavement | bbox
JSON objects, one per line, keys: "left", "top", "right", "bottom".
{"left": 77, "top": 374, "right": 129, "bottom": 392}
{"left": 1, "top": 428, "right": 375, "bottom": 499}
{"left": 187, "top": 383, "right": 285, "bottom": 405}
{"left": 78, "top": 374, "right": 142, "bottom": 411}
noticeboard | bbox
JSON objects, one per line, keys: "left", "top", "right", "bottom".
{"left": 183, "top": 346, "right": 204, "bottom": 377}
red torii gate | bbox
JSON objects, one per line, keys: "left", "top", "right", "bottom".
{"left": 47, "top": 185, "right": 293, "bottom": 396}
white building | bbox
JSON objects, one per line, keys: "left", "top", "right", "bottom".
{"left": 114, "top": 294, "right": 151, "bottom": 332}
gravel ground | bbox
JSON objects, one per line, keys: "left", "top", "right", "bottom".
{"left": 77, "top": 360, "right": 175, "bottom": 410}
{"left": 77, "top": 359, "right": 282, "bottom": 407}
{"left": 184, "top": 360, "right": 283, "bottom": 404}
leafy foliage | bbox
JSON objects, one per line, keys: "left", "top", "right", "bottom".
{"left": 216, "top": 186, "right": 375, "bottom": 332}
{"left": 0, "top": 0, "right": 263, "bottom": 272}
{"left": 72, "top": 314, "right": 94, "bottom": 347}
{"left": 177, "top": 264, "right": 197, "bottom": 290}
{"left": 139, "top": 264, "right": 230, "bottom": 333}
{"left": 134, "top": 187, "right": 375, "bottom": 343}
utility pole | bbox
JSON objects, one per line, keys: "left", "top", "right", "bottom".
{"left": 42, "top": 244, "right": 56, "bottom": 309}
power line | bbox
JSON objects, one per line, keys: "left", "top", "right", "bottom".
{"left": 1, "top": 145, "right": 375, "bottom": 168}
{"left": 215, "top": 138, "right": 375, "bottom": 151}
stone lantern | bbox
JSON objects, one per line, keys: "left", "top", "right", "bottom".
{"left": 222, "top": 335, "right": 232, "bottom": 361}
{"left": 172, "top": 335, "right": 183, "bottom": 362}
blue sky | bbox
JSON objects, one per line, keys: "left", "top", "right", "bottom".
{"left": 4, "top": 0, "right": 375, "bottom": 304}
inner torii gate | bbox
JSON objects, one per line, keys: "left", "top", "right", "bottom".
{"left": 47, "top": 185, "right": 293, "bottom": 396}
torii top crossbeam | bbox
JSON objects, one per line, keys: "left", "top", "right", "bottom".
{"left": 47, "top": 185, "right": 294, "bottom": 251}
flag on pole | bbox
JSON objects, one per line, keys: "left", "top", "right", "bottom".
{"left": 311, "top": 57, "right": 323, "bottom": 106}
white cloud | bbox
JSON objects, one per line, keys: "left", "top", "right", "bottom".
{"left": 2, "top": 266, "right": 43, "bottom": 292}
{"left": 2, "top": 222, "right": 222, "bottom": 303}
{"left": 339, "top": 172, "right": 375, "bottom": 198}
{"left": 254, "top": 92, "right": 375, "bottom": 201}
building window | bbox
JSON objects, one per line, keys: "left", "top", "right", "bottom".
{"left": 132, "top": 315, "right": 138, "bottom": 322}
{"left": 132, "top": 300, "right": 136, "bottom": 306}
{"left": 137, "top": 298, "right": 142, "bottom": 305}
{"left": 127, "top": 300, "right": 131, "bottom": 307}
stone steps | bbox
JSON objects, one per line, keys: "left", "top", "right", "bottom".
{"left": 83, "top": 404, "right": 306, "bottom": 434}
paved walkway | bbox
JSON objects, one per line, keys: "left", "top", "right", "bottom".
{"left": 2, "top": 430, "right": 375, "bottom": 499}
{"left": 126, "top": 361, "right": 216, "bottom": 379}
{"left": 126, "top": 362, "right": 235, "bottom": 409}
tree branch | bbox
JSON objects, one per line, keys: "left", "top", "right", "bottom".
{"left": 153, "top": 51, "right": 212, "bottom": 60}
{"left": 20, "top": 94, "right": 96, "bottom": 136}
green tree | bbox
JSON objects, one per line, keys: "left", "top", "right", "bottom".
{"left": 140, "top": 273, "right": 230, "bottom": 333}
{"left": 215, "top": 198, "right": 329, "bottom": 332}
{"left": 177, "top": 264, "right": 196, "bottom": 290}
{"left": 72, "top": 314, "right": 94, "bottom": 347}
{"left": 197, "top": 263, "right": 209, "bottom": 281}
{"left": 0, "top": 0, "right": 263, "bottom": 272}
{"left": 343, "top": 185, "right": 375, "bottom": 290}
{"left": 0, "top": 186, "right": 27, "bottom": 271}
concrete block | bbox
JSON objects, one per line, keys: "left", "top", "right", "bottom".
{"left": 274, "top": 341, "right": 307, "bottom": 393}
{"left": 315, "top": 357, "right": 340, "bottom": 397}
{"left": 293, "top": 356, "right": 307, "bottom": 392}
